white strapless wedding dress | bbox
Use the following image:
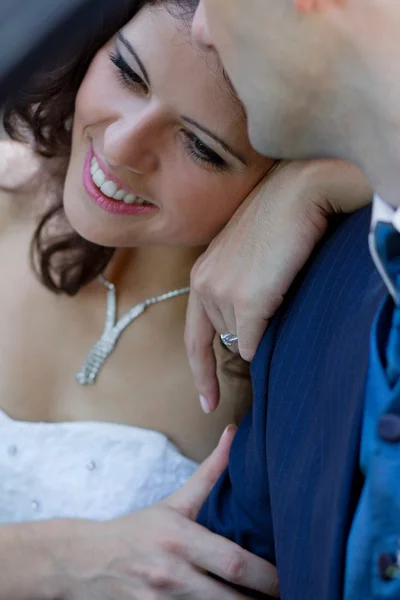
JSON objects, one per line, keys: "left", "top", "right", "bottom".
{"left": 0, "top": 410, "right": 198, "bottom": 523}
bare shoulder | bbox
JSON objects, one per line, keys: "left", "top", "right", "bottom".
{"left": 0, "top": 140, "right": 42, "bottom": 230}
{"left": 0, "top": 140, "right": 40, "bottom": 189}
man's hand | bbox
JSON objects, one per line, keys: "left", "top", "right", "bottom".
{"left": 185, "top": 159, "right": 372, "bottom": 412}
{"left": 57, "top": 425, "right": 279, "bottom": 599}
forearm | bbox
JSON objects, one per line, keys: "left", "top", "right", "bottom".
{"left": 0, "top": 520, "right": 69, "bottom": 600}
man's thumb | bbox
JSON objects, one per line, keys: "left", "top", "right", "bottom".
{"left": 165, "top": 425, "right": 237, "bottom": 520}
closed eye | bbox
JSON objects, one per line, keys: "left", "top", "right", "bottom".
{"left": 181, "top": 131, "right": 229, "bottom": 172}
{"left": 109, "top": 51, "right": 148, "bottom": 94}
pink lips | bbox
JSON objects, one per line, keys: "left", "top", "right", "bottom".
{"left": 83, "top": 145, "right": 158, "bottom": 216}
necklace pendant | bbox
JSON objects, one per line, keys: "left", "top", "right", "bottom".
{"left": 75, "top": 301, "right": 147, "bottom": 386}
{"left": 75, "top": 276, "right": 190, "bottom": 386}
{"left": 76, "top": 330, "right": 118, "bottom": 385}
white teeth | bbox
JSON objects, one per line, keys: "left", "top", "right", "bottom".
{"left": 113, "top": 189, "right": 127, "bottom": 201}
{"left": 90, "top": 156, "right": 151, "bottom": 206}
{"left": 92, "top": 169, "right": 105, "bottom": 187}
{"left": 90, "top": 157, "right": 99, "bottom": 176}
{"left": 100, "top": 181, "right": 118, "bottom": 198}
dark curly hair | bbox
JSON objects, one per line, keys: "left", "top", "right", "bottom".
{"left": 2, "top": 0, "right": 200, "bottom": 296}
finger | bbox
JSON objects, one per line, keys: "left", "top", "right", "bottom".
{"left": 156, "top": 518, "right": 280, "bottom": 597}
{"left": 203, "top": 304, "right": 240, "bottom": 355}
{"left": 184, "top": 526, "right": 280, "bottom": 597}
{"left": 201, "top": 293, "right": 234, "bottom": 340}
{"left": 166, "top": 424, "right": 237, "bottom": 519}
{"left": 198, "top": 287, "right": 241, "bottom": 354}
{"left": 180, "top": 565, "right": 275, "bottom": 600}
{"left": 236, "top": 313, "right": 271, "bottom": 362}
{"left": 214, "top": 302, "right": 239, "bottom": 355}
{"left": 185, "top": 290, "right": 220, "bottom": 413}
{"left": 219, "top": 332, "right": 240, "bottom": 355}
{"left": 114, "top": 563, "right": 257, "bottom": 600}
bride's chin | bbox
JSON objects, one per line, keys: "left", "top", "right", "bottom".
{"left": 63, "top": 200, "right": 115, "bottom": 247}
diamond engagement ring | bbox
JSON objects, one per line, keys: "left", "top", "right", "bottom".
{"left": 220, "top": 333, "right": 239, "bottom": 348}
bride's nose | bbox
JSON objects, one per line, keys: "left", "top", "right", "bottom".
{"left": 103, "top": 108, "right": 162, "bottom": 175}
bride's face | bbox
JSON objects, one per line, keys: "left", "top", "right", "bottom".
{"left": 64, "top": 4, "right": 273, "bottom": 248}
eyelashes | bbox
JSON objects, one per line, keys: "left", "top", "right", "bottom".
{"left": 108, "top": 49, "right": 229, "bottom": 173}
{"left": 109, "top": 51, "right": 147, "bottom": 92}
{"left": 181, "top": 131, "right": 229, "bottom": 172}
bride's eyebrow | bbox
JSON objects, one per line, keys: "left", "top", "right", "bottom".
{"left": 117, "top": 33, "right": 247, "bottom": 167}
{"left": 182, "top": 116, "right": 248, "bottom": 166}
{"left": 117, "top": 32, "right": 150, "bottom": 86}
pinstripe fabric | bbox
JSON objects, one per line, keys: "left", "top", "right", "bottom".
{"left": 198, "top": 206, "right": 386, "bottom": 600}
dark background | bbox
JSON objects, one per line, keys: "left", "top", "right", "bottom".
{"left": 0, "top": 0, "right": 141, "bottom": 103}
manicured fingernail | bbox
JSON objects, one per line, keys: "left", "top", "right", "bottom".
{"left": 200, "top": 395, "right": 211, "bottom": 414}
{"left": 220, "top": 424, "right": 237, "bottom": 442}
{"left": 223, "top": 424, "right": 237, "bottom": 436}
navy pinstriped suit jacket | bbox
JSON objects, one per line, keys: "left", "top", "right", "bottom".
{"left": 198, "top": 206, "right": 386, "bottom": 600}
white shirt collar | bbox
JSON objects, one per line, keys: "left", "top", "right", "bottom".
{"left": 371, "top": 194, "right": 400, "bottom": 232}
{"left": 370, "top": 194, "right": 400, "bottom": 300}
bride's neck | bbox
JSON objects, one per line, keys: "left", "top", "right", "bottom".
{"left": 102, "top": 245, "right": 204, "bottom": 302}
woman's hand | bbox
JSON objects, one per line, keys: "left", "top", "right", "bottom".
{"left": 185, "top": 159, "right": 372, "bottom": 412}
{"left": 40, "top": 425, "right": 278, "bottom": 600}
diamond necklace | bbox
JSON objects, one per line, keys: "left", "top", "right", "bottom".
{"left": 76, "top": 275, "right": 190, "bottom": 386}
